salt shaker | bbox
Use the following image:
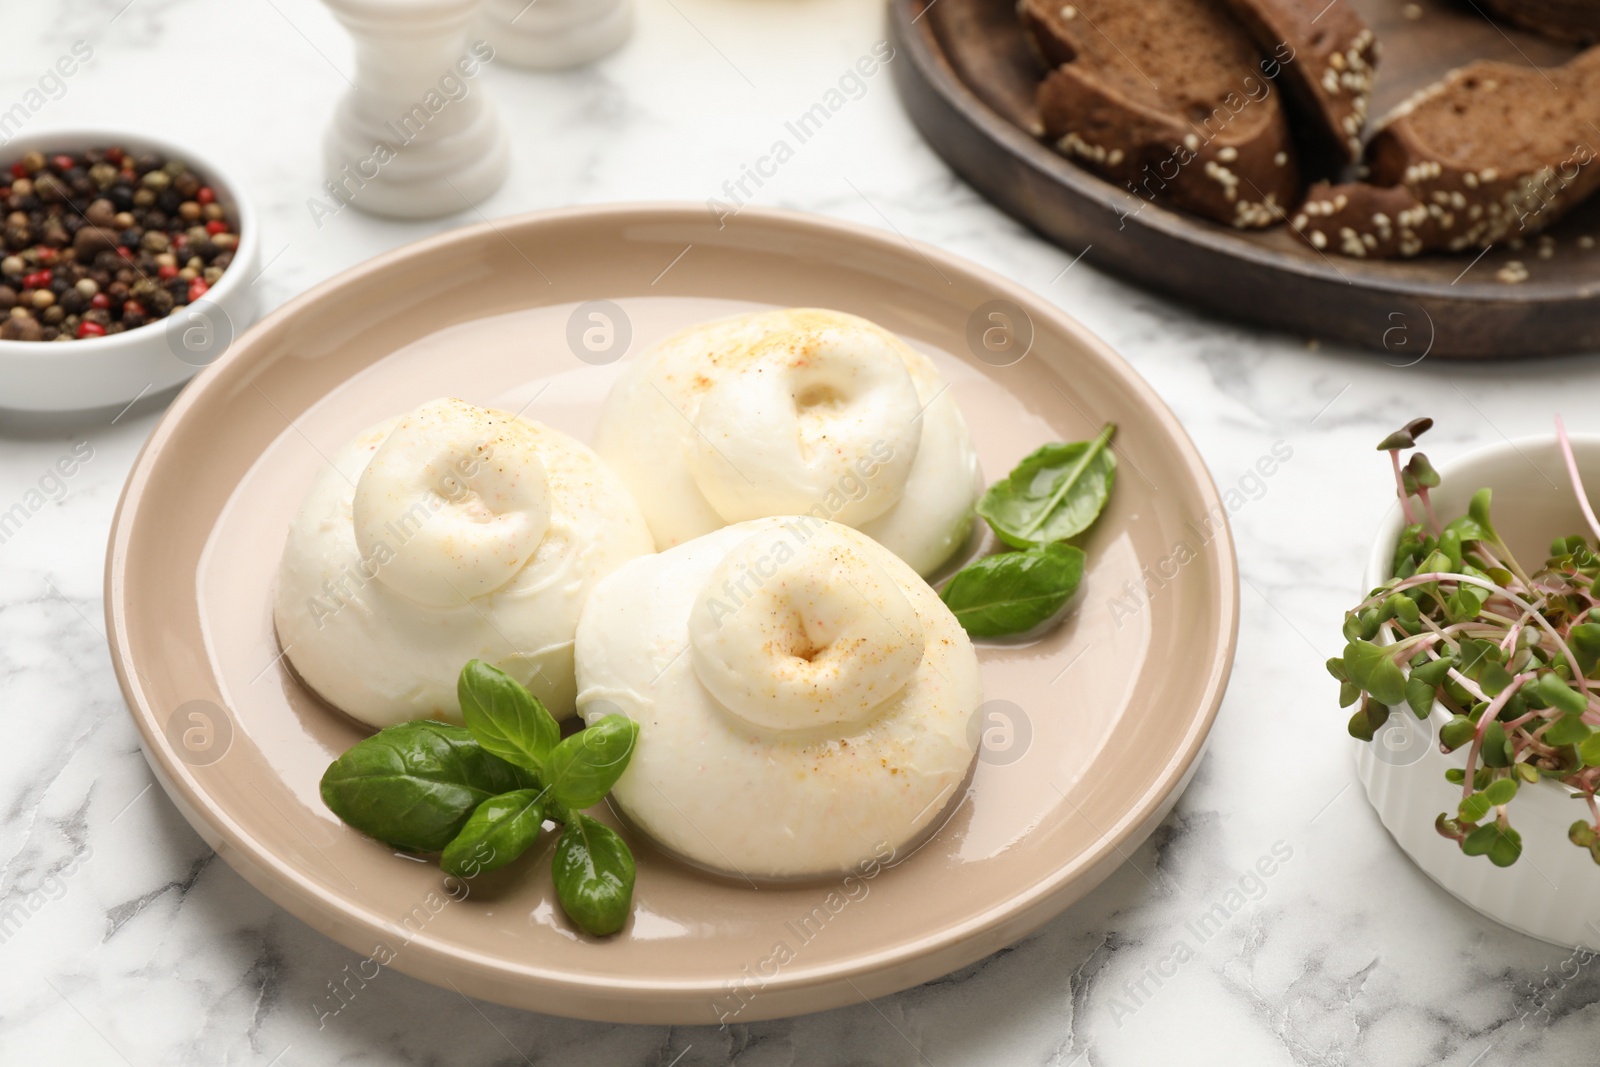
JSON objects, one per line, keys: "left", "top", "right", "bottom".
{"left": 479, "top": 0, "right": 633, "bottom": 70}
{"left": 321, "top": 0, "right": 511, "bottom": 219}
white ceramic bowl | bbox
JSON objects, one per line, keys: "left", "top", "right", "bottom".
{"left": 0, "top": 129, "right": 259, "bottom": 412}
{"left": 1357, "top": 432, "right": 1600, "bottom": 949}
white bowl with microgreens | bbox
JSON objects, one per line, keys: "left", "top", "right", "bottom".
{"left": 1350, "top": 420, "right": 1600, "bottom": 949}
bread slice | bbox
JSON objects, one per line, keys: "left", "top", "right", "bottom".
{"left": 1019, "top": 0, "right": 1301, "bottom": 229}
{"left": 1290, "top": 47, "right": 1600, "bottom": 257}
{"left": 1214, "top": 0, "right": 1378, "bottom": 167}
{"left": 1478, "top": 0, "right": 1600, "bottom": 45}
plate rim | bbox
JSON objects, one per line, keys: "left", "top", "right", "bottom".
{"left": 103, "top": 201, "right": 1240, "bottom": 1020}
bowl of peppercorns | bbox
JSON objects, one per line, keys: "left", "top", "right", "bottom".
{"left": 0, "top": 129, "right": 259, "bottom": 412}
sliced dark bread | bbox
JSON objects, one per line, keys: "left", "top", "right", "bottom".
{"left": 1214, "top": 0, "right": 1378, "bottom": 167}
{"left": 1290, "top": 47, "right": 1600, "bottom": 257}
{"left": 1477, "top": 0, "right": 1600, "bottom": 45}
{"left": 1019, "top": 0, "right": 1301, "bottom": 229}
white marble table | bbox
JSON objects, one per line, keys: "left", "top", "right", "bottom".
{"left": 2, "top": 1, "right": 1597, "bottom": 1064}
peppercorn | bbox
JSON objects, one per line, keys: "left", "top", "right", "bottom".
{"left": 31, "top": 289, "right": 54, "bottom": 309}
{"left": 42, "top": 304, "right": 63, "bottom": 325}
{"left": 0, "top": 285, "right": 13, "bottom": 310}
{"left": 76, "top": 320, "right": 105, "bottom": 338}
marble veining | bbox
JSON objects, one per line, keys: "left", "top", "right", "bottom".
{"left": 1, "top": 0, "right": 1599, "bottom": 1063}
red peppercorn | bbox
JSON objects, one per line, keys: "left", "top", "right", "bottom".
{"left": 123, "top": 299, "right": 145, "bottom": 317}
{"left": 158, "top": 264, "right": 178, "bottom": 280}
{"left": 77, "top": 321, "right": 106, "bottom": 338}
{"left": 196, "top": 186, "right": 215, "bottom": 205}
{"left": 35, "top": 247, "right": 56, "bottom": 263}
{"left": 188, "top": 278, "right": 209, "bottom": 302}
{"left": 105, "top": 147, "right": 124, "bottom": 164}
{"left": 23, "top": 270, "right": 51, "bottom": 289}
{"left": 9, "top": 162, "right": 25, "bottom": 179}
{"left": 172, "top": 233, "right": 187, "bottom": 251}
{"left": 118, "top": 246, "right": 133, "bottom": 259}
{"left": 204, "top": 219, "right": 228, "bottom": 235}
{"left": 51, "top": 154, "right": 75, "bottom": 172}
{"left": 90, "top": 292, "right": 110, "bottom": 310}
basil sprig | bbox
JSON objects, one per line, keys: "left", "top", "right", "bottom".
{"left": 552, "top": 812, "right": 636, "bottom": 937}
{"left": 976, "top": 425, "right": 1116, "bottom": 548}
{"left": 319, "top": 660, "right": 640, "bottom": 936}
{"left": 940, "top": 425, "right": 1116, "bottom": 639}
{"left": 941, "top": 543, "right": 1084, "bottom": 637}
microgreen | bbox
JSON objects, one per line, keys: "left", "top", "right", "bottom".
{"left": 1336, "top": 417, "right": 1600, "bottom": 868}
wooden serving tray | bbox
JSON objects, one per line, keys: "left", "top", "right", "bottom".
{"left": 890, "top": 0, "right": 1600, "bottom": 358}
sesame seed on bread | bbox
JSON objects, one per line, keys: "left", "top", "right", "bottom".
{"left": 1019, "top": 0, "right": 1301, "bottom": 229}
{"left": 1291, "top": 47, "right": 1600, "bottom": 257}
{"left": 1477, "top": 0, "right": 1600, "bottom": 45}
{"left": 1214, "top": 0, "right": 1378, "bottom": 167}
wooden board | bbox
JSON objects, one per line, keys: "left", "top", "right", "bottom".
{"left": 889, "top": 0, "right": 1600, "bottom": 358}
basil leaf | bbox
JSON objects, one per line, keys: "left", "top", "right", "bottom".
{"left": 544, "top": 715, "right": 639, "bottom": 810}
{"left": 940, "top": 542, "right": 1085, "bottom": 638}
{"left": 320, "top": 721, "right": 537, "bottom": 852}
{"left": 976, "top": 425, "right": 1116, "bottom": 548}
{"left": 440, "top": 789, "right": 547, "bottom": 878}
{"left": 552, "top": 812, "right": 635, "bottom": 936}
{"left": 458, "top": 659, "right": 560, "bottom": 772}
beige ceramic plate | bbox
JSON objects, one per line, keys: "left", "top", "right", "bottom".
{"left": 105, "top": 204, "right": 1237, "bottom": 1024}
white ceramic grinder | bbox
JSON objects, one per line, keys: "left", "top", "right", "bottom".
{"left": 321, "top": 0, "right": 511, "bottom": 219}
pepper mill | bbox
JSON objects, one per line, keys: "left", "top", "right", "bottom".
{"left": 321, "top": 0, "right": 511, "bottom": 219}
{"left": 479, "top": 0, "right": 633, "bottom": 70}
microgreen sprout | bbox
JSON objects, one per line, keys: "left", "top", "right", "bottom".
{"left": 1333, "top": 418, "right": 1600, "bottom": 868}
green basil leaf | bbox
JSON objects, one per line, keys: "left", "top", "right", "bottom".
{"left": 940, "top": 543, "right": 1085, "bottom": 638}
{"left": 975, "top": 426, "right": 1116, "bottom": 548}
{"left": 544, "top": 715, "right": 639, "bottom": 810}
{"left": 458, "top": 659, "right": 560, "bottom": 772}
{"left": 440, "top": 789, "right": 548, "bottom": 878}
{"left": 552, "top": 812, "right": 635, "bottom": 936}
{"left": 320, "top": 721, "right": 538, "bottom": 852}
{"left": 1545, "top": 713, "right": 1592, "bottom": 747}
